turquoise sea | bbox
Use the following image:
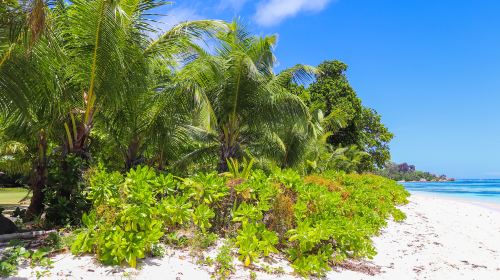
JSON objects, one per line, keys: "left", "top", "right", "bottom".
{"left": 401, "top": 179, "right": 500, "bottom": 204}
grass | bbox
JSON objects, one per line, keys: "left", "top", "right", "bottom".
{"left": 0, "top": 187, "right": 30, "bottom": 210}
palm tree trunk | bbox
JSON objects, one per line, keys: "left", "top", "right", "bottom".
{"left": 217, "top": 123, "right": 239, "bottom": 172}
{"left": 217, "top": 141, "right": 238, "bottom": 172}
{"left": 124, "top": 137, "right": 141, "bottom": 170}
{"left": 72, "top": 123, "right": 91, "bottom": 159}
{"left": 26, "top": 130, "right": 48, "bottom": 219}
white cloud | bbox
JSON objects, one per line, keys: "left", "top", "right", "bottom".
{"left": 254, "top": 0, "right": 333, "bottom": 26}
{"left": 152, "top": 7, "right": 202, "bottom": 36}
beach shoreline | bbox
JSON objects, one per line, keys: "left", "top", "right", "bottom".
{"left": 12, "top": 193, "right": 500, "bottom": 279}
{"left": 407, "top": 191, "right": 500, "bottom": 213}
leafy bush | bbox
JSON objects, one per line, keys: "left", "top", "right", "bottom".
{"left": 181, "top": 172, "right": 228, "bottom": 205}
{"left": 284, "top": 171, "right": 409, "bottom": 276}
{"left": 164, "top": 232, "right": 189, "bottom": 248}
{"left": 267, "top": 190, "right": 295, "bottom": 241}
{"left": 191, "top": 232, "right": 218, "bottom": 249}
{"left": 151, "top": 244, "right": 166, "bottom": 257}
{"left": 0, "top": 246, "right": 30, "bottom": 277}
{"left": 44, "top": 154, "right": 90, "bottom": 227}
{"left": 159, "top": 195, "right": 193, "bottom": 228}
{"left": 71, "top": 166, "right": 168, "bottom": 267}
{"left": 193, "top": 204, "right": 215, "bottom": 232}
{"left": 235, "top": 222, "right": 278, "bottom": 266}
{"left": 73, "top": 165, "right": 409, "bottom": 275}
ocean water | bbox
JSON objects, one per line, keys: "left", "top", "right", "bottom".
{"left": 401, "top": 179, "right": 500, "bottom": 204}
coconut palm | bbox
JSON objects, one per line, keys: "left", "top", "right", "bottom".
{"left": 0, "top": 0, "right": 227, "bottom": 216}
{"left": 0, "top": 1, "right": 66, "bottom": 216}
{"left": 35, "top": 0, "right": 225, "bottom": 165}
{"left": 0, "top": 0, "right": 47, "bottom": 67}
{"left": 175, "top": 22, "right": 313, "bottom": 172}
{"left": 249, "top": 65, "right": 320, "bottom": 169}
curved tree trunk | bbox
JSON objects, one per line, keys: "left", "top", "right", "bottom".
{"left": 26, "top": 130, "right": 48, "bottom": 219}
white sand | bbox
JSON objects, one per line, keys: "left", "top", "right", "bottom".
{"left": 11, "top": 193, "right": 500, "bottom": 279}
{"left": 335, "top": 193, "right": 500, "bottom": 280}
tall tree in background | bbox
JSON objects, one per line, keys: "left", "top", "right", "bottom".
{"left": 306, "top": 60, "right": 393, "bottom": 170}
{"left": 358, "top": 107, "right": 393, "bottom": 170}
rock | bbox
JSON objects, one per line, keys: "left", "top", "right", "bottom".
{"left": 0, "top": 213, "right": 18, "bottom": 234}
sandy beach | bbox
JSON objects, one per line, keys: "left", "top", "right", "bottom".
{"left": 11, "top": 193, "right": 500, "bottom": 279}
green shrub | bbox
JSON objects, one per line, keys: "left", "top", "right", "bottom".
{"left": 164, "top": 232, "right": 189, "bottom": 248}
{"left": 85, "top": 164, "right": 122, "bottom": 206}
{"left": 181, "top": 172, "right": 228, "bottom": 204}
{"left": 0, "top": 246, "right": 30, "bottom": 277}
{"left": 73, "top": 165, "right": 409, "bottom": 275}
{"left": 45, "top": 232, "right": 63, "bottom": 250}
{"left": 232, "top": 202, "right": 263, "bottom": 225}
{"left": 151, "top": 244, "right": 166, "bottom": 257}
{"left": 159, "top": 195, "right": 193, "bottom": 228}
{"left": 192, "top": 204, "right": 215, "bottom": 232}
{"left": 278, "top": 170, "right": 409, "bottom": 276}
{"left": 44, "top": 154, "right": 90, "bottom": 227}
{"left": 191, "top": 232, "right": 218, "bottom": 249}
{"left": 235, "top": 222, "right": 278, "bottom": 266}
{"left": 71, "top": 166, "right": 167, "bottom": 267}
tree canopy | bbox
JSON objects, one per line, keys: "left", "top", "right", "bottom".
{"left": 296, "top": 60, "right": 394, "bottom": 171}
{"left": 1, "top": 1, "right": 394, "bottom": 220}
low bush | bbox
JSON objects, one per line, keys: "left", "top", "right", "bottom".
{"left": 71, "top": 165, "right": 166, "bottom": 267}
{"left": 44, "top": 155, "right": 90, "bottom": 227}
{"left": 235, "top": 222, "right": 278, "bottom": 266}
{"left": 72, "top": 164, "right": 409, "bottom": 276}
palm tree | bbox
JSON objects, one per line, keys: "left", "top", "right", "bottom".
{"left": 176, "top": 22, "right": 313, "bottom": 172}
{"left": 0, "top": 0, "right": 47, "bottom": 67}
{"left": 96, "top": 18, "right": 227, "bottom": 170}
{"left": 250, "top": 65, "right": 320, "bottom": 169}
{"left": 0, "top": 0, "right": 65, "bottom": 217}
{"left": 0, "top": 0, "right": 227, "bottom": 216}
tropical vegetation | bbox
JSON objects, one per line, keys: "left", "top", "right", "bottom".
{"left": 0, "top": 0, "right": 408, "bottom": 278}
{"left": 70, "top": 164, "right": 408, "bottom": 276}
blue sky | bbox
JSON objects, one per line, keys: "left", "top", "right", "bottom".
{"left": 157, "top": 0, "right": 500, "bottom": 179}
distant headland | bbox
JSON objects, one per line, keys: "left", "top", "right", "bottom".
{"left": 375, "top": 162, "right": 455, "bottom": 182}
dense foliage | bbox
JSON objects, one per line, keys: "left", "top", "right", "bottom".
{"left": 0, "top": 1, "right": 406, "bottom": 278}
{"left": 292, "top": 61, "right": 394, "bottom": 172}
{"left": 71, "top": 164, "right": 409, "bottom": 276}
{"left": 0, "top": 0, "right": 396, "bottom": 225}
